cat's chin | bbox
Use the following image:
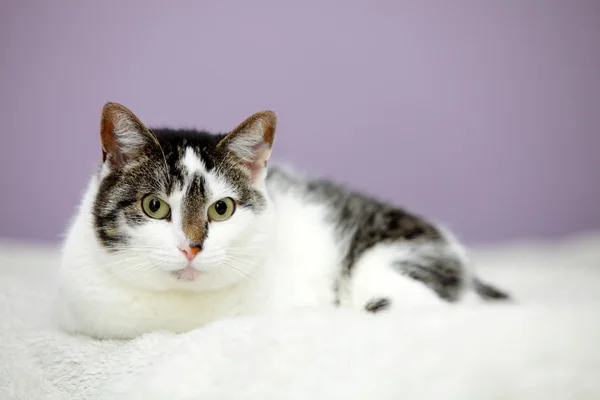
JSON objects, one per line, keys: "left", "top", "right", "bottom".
{"left": 170, "top": 266, "right": 204, "bottom": 281}
{"left": 108, "top": 264, "right": 250, "bottom": 294}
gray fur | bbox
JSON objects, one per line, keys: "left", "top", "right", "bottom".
{"left": 267, "top": 167, "right": 508, "bottom": 303}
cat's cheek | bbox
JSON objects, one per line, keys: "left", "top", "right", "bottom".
{"left": 129, "top": 221, "right": 178, "bottom": 247}
{"left": 204, "top": 213, "right": 255, "bottom": 249}
{"left": 123, "top": 222, "right": 186, "bottom": 270}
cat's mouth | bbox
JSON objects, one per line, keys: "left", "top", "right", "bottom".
{"left": 170, "top": 266, "right": 203, "bottom": 281}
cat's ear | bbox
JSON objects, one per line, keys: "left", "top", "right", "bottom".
{"left": 100, "top": 102, "right": 159, "bottom": 168}
{"left": 218, "top": 111, "right": 277, "bottom": 181}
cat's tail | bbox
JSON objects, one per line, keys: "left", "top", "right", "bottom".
{"left": 472, "top": 277, "right": 511, "bottom": 301}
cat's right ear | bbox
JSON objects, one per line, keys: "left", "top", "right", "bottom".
{"left": 100, "top": 102, "right": 159, "bottom": 168}
{"left": 217, "top": 111, "right": 277, "bottom": 182}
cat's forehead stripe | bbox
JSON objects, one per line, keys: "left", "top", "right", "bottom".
{"left": 185, "top": 173, "right": 206, "bottom": 198}
{"left": 182, "top": 147, "right": 207, "bottom": 176}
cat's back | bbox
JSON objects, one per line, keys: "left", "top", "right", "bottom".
{"left": 265, "top": 165, "right": 440, "bottom": 243}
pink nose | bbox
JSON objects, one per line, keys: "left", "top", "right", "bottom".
{"left": 178, "top": 244, "right": 201, "bottom": 261}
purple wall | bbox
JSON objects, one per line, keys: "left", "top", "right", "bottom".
{"left": 1, "top": 1, "right": 599, "bottom": 244}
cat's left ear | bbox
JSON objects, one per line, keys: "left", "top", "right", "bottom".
{"left": 218, "top": 111, "right": 277, "bottom": 181}
{"left": 100, "top": 102, "right": 160, "bottom": 168}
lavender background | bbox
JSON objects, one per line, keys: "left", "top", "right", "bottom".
{"left": 1, "top": 1, "right": 599, "bottom": 244}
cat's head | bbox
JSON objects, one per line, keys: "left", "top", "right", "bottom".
{"left": 91, "top": 103, "right": 276, "bottom": 292}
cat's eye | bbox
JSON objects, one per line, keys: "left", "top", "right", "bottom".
{"left": 141, "top": 195, "right": 171, "bottom": 220}
{"left": 207, "top": 197, "right": 236, "bottom": 221}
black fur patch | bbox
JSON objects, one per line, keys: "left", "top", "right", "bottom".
{"left": 393, "top": 257, "right": 464, "bottom": 301}
{"left": 365, "top": 298, "right": 391, "bottom": 313}
{"left": 474, "top": 278, "right": 511, "bottom": 300}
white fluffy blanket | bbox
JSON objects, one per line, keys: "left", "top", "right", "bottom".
{"left": 1, "top": 233, "right": 600, "bottom": 399}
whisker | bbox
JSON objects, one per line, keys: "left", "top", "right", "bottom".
{"left": 221, "top": 257, "right": 259, "bottom": 282}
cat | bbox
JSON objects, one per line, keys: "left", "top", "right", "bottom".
{"left": 57, "top": 102, "right": 508, "bottom": 339}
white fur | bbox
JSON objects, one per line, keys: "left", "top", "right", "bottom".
{"left": 58, "top": 152, "right": 470, "bottom": 339}
{"left": 4, "top": 233, "right": 600, "bottom": 398}
{"left": 182, "top": 147, "right": 206, "bottom": 175}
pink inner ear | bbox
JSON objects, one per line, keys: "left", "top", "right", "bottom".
{"left": 247, "top": 142, "right": 271, "bottom": 181}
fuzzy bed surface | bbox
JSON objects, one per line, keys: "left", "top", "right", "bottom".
{"left": 1, "top": 233, "right": 599, "bottom": 399}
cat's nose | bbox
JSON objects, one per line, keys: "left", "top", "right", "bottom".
{"left": 178, "top": 244, "right": 201, "bottom": 261}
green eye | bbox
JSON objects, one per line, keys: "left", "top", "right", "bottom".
{"left": 207, "top": 197, "right": 236, "bottom": 221}
{"left": 141, "top": 195, "right": 171, "bottom": 220}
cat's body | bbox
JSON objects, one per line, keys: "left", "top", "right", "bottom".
{"left": 57, "top": 104, "right": 507, "bottom": 339}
